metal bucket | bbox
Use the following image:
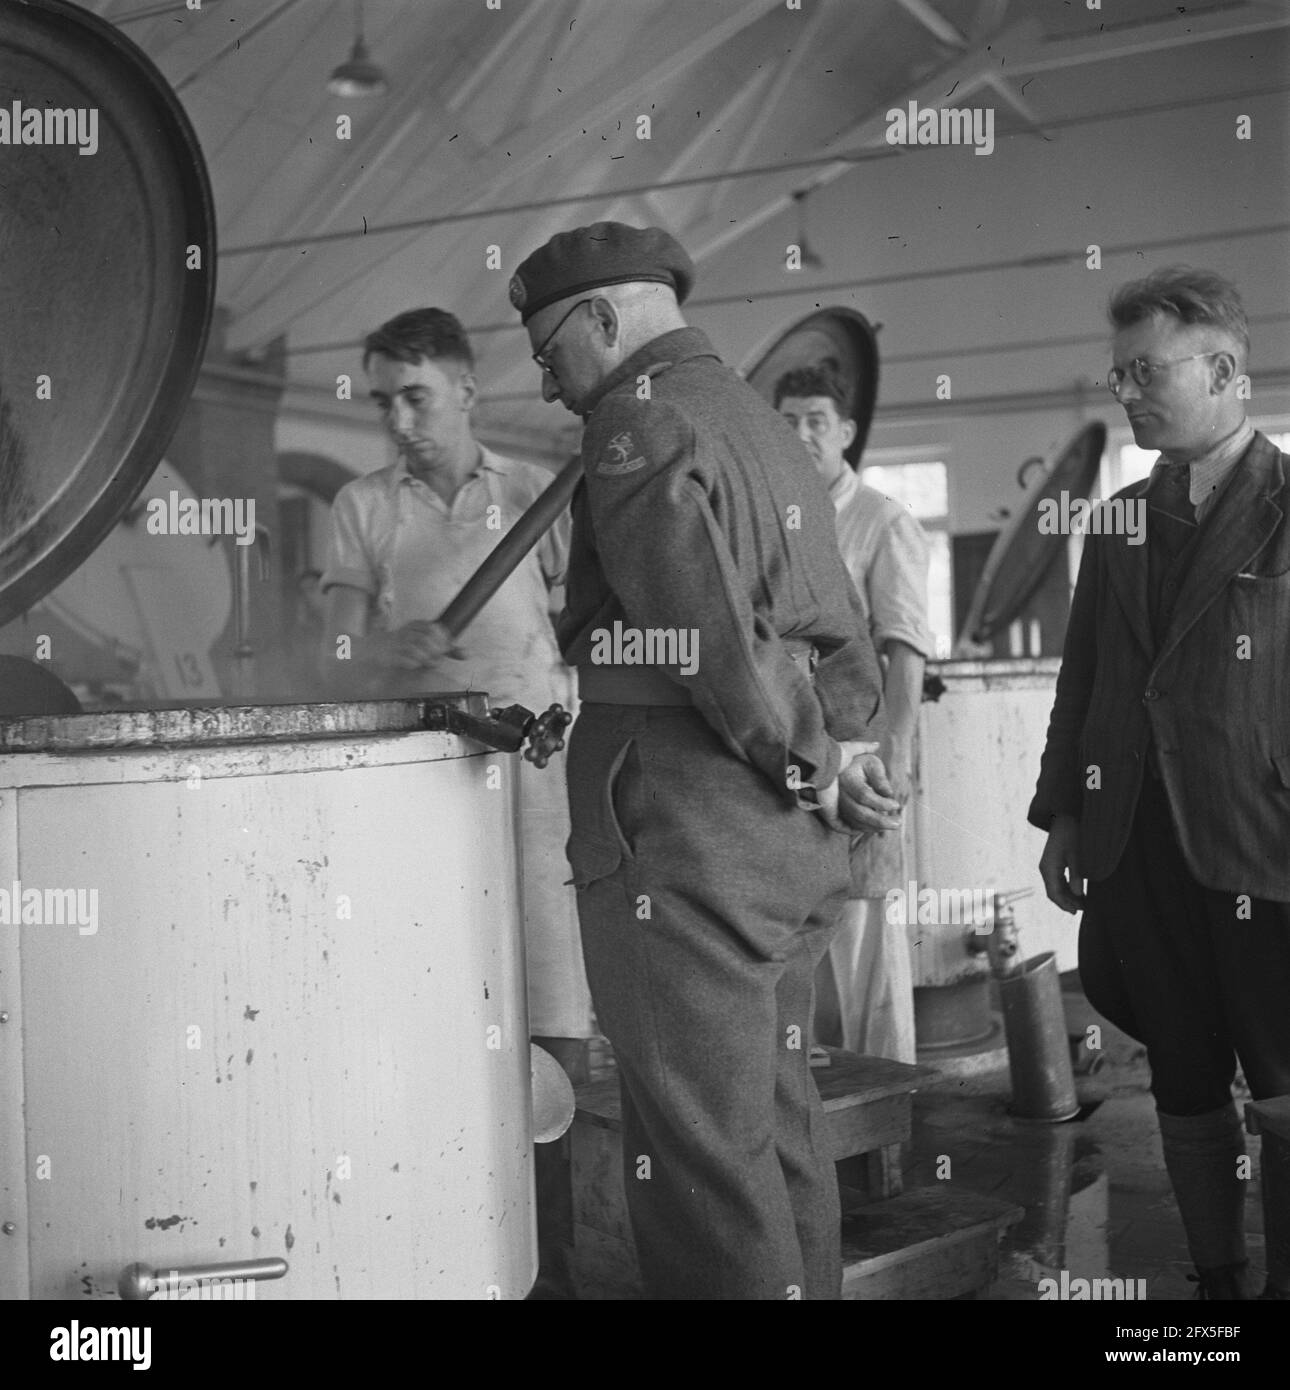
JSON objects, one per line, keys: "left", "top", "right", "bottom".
{"left": 997, "top": 952, "right": 1080, "bottom": 1123}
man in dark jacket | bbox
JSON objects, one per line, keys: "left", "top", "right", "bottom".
{"left": 1031, "top": 266, "right": 1290, "bottom": 1301}
{"left": 511, "top": 222, "right": 900, "bottom": 1299}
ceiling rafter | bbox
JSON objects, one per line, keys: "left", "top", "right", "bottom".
{"left": 227, "top": 49, "right": 498, "bottom": 310}
{"left": 684, "top": 2, "right": 1289, "bottom": 266}
{"left": 103, "top": 0, "right": 228, "bottom": 68}
{"left": 895, "top": 0, "right": 968, "bottom": 49}
{"left": 970, "top": 0, "right": 1011, "bottom": 41}
{"left": 253, "top": 69, "right": 1290, "bottom": 359}
{"left": 171, "top": 0, "right": 307, "bottom": 92}
{"left": 598, "top": 66, "right": 778, "bottom": 228}
{"left": 685, "top": 15, "right": 1041, "bottom": 264}
{"left": 1004, "top": 1, "right": 1290, "bottom": 74}
{"left": 226, "top": 0, "right": 786, "bottom": 349}
{"left": 702, "top": 0, "right": 838, "bottom": 225}
{"left": 445, "top": 0, "right": 568, "bottom": 116}
{"left": 111, "top": 0, "right": 230, "bottom": 19}
{"left": 980, "top": 72, "right": 1051, "bottom": 139}
{"left": 494, "top": 0, "right": 592, "bottom": 136}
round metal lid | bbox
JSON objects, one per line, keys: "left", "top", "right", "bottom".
{"left": 0, "top": 0, "right": 216, "bottom": 629}
{"left": 741, "top": 307, "right": 880, "bottom": 465}
{"left": 957, "top": 421, "right": 1107, "bottom": 646}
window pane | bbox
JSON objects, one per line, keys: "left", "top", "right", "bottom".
{"left": 861, "top": 462, "right": 947, "bottom": 519}
{"left": 1118, "top": 444, "right": 1155, "bottom": 488}
{"left": 856, "top": 460, "right": 952, "bottom": 659}
{"left": 926, "top": 530, "right": 953, "bottom": 659}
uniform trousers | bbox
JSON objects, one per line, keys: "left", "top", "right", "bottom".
{"left": 565, "top": 702, "right": 853, "bottom": 1300}
{"left": 1080, "top": 771, "right": 1290, "bottom": 1116}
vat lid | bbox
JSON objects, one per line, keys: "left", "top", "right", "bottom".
{"left": 957, "top": 422, "right": 1107, "bottom": 646}
{"left": 0, "top": 0, "right": 216, "bottom": 628}
{"left": 741, "top": 307, "right": 880, "bottom": 466}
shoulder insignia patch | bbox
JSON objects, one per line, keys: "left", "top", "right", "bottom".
{"left": 596, "top": 430, "right": 647, "bottom": 476}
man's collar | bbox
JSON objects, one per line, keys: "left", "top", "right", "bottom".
{"left": 387, "top": 443, "right": 496, "bottom": 494}
{"left": 1154, "top": 417, "right": 1250, "bottom": 468}
{"left": 827, "top": 464, "right": 860, "bottom": 510}
{"left": 1149, "top": 418, "right": 1253, "bottom": 507}
{"left": 577, "top": 326, "right": 720, "bottom": 417}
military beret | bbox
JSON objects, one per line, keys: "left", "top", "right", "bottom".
{"left": 509, "top": 222, "right": 695, "bottom": 324}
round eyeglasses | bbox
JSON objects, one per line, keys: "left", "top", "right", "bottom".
{"left": 531, "top": 298, "right": 594, "bottom": 374}
{"left": 1107, "top": 352, "right": 1217, "bottom": 397}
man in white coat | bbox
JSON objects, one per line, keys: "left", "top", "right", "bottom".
{"left": 777, "top": 366, "right": 932, "bottom": 1062}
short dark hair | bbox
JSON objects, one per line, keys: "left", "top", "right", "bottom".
{"left": 362, "top": 308, "right": 475, "bottom": 371}
{"left": 1108, "top": 266, "right": 1249, "bottom": 363}
{"left": 772, "top": 365, "right": 850, "bottom": 414}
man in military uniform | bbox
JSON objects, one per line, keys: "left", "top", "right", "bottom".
{"left": 510, "top": 222, "right": 902, "bottom": 1300}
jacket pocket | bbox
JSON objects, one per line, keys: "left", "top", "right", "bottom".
{"left": 1273, "top": 753, "right": 1290, "bottom": 792}
{"left": 602, "top": 737, "right": 638, "bottom": 862}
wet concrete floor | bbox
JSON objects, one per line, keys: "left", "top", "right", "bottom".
{"left": 907, "top": 1041, "right": 1265, "bottom": 1300}
{"left": 584, "top": 996, "right": 1269, "bottom": 1301}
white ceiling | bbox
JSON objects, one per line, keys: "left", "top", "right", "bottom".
{"left": 85, "top": 0, "right": 1290, "bottom": 457}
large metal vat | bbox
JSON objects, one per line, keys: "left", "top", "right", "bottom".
{"left": 0, "top": 694, "right": 535, "bottom": 1299}
{"left": 908, "top": 658, "right": 1072, "bottom": 1048}
{"left": 1, "top": 0, "right": 552, "bottom": 1300}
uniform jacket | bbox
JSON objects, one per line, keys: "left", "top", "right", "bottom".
{"left": 559, "top": 326, "right": 883, "bottom": 804}
{"left": 1028, "top": 431, "right": 1290, "bottom": 900}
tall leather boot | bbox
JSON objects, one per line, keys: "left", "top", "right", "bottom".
{"left": 1157, "top": 1103, "right": 1251, "bottom": 1300}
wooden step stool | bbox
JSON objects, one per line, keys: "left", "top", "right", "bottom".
{"left": 570, "top": 1047, "right": 1023, "bottom": 1299}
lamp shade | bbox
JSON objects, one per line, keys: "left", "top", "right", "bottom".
{"left": 327, "top": 36, "right": 387, "bottom": 97}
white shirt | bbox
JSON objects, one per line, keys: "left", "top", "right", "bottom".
{"left": 1147, "top": 418, "right": 1255, "bottom": 525}
{"left": 322, "top": 445, "right": 572, "bottom": 706}
{"left": 829, "top": 468, "right": 934, "bottom": 659}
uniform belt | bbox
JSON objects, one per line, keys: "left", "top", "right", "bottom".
{"left": 578, "top": 640, "right": 817, "bottom": 706}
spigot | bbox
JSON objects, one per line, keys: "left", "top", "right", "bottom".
{"left": 523, "top": 703, "right": 572, "bottom": 768}
{"left": 429, "top": 702, "right": 572, "bottom": 769}
{"left": 964, "top": 886, "right": 1033, "bottom": 977}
